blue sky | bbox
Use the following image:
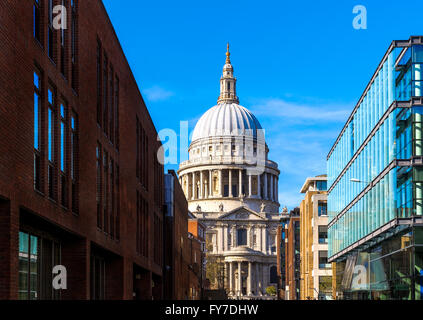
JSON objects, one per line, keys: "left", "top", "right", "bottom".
{"left": 103, "top": 0, "right": 423, "bottom": 209}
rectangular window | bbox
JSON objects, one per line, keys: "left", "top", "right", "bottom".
{"left": 60, "top": 104, "right": 66, "bottom": 173}
{"left": 136, "top": 118, "right": 140, "bottom": 179}
{"left": 96, "top": 144, "right": 102, "bottom": 229}
{"left": 34, "top": 71, "right": 41, "bottom": 191}
{"left": 318, "top": 251, "right": 330, "bottom": 269}
{"left": 137, "top": 194, "right": 148, "bottom": 257}
{"left": 103, "top": 53, "right": 108, "bottom": 135}
{"left": 96, "top": 40, "right": 102, "bottom": 126}
{"left": 33, "top": 0, "right": 41, "bottom": 42}
{"left": 116, "top": 165, "right": 120, "bottom": 240}
{"left": 237, "top": 229, "right": 247, "bottom": 246}
{"left": 136, "top": 191, "right": 140, "bottom": 254}
{"left": 103, "top": 151, "right": 109, "bottom": 233}
{"left": 48, "top": 88, "right": 56, "bottom": 200}
{"left": 318, "top": 225, "right": 328, "bottom": 244}
{"left": 154, "top": 214, "right": 162, "bottom": 265}
{"left": 71, "top": 112, "right": 78, "bottom": 213}
{"left": 109, "top": 65, "right": 114, "bottom": 144}
{"left": 90, "top": 254, "right": 105, "bottom": 300}
{"left": 47, "top": 0, "right": 54, "bottom": 61}
{"left": 318, "top": 202, "right": 327, "bottom": 216}
{"left": 71, "top": 0, "right": 78, "bottom": 91}
{"left": 316, "top": 180, "right": 327, "bottom": 191}
{"left": 110, "top": 158, "right": 114, "bottom": 239}
{"left": 60, "top": 0, "right": 67, "bottom": 76}
{"left": 115, "top": 77, "right": 119, "bottom": 150}
{"left": 48, "top": 90, "right": 54, "bottom": 162}
{"left": 19, "top": 231, "right": 61, "bottom": 300}
{"left": 60, "top": 103, "right": 67, "bottom": 207}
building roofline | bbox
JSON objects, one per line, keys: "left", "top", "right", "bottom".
{"left": 300, "top": 175, "right": 327, "bottom": 193}
{"left": 326, "top": 36, "right": 423, "bottom": 161}
{"left": 98, "top": 0, "right": 161, "bottom": 141}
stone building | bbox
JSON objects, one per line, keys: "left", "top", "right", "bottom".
{"left": 299, "top": 175, "right": 332, "bottom": 300}
{"left": 178, "top": 45, "right": 280, "bottom": 299}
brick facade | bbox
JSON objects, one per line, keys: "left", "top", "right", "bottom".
{"left": 277, "top": 208, "right": 300, "bottom": 300}
{"left": 0, "top": 0, "right": 164, "bottom": 300}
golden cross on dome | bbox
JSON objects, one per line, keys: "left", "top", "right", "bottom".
{"left": 226, "top": 42, "right": 231, "bottom": 64}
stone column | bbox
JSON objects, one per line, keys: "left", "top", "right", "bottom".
{"left": 223, "top": 225, "right": 227, "bottom": 252}
{"left": 238, "top": 262, "right": 242, "bottom": 296}
{"left": 217, "top": 227, "right": 222, "bottom": 253}
{"left": 254, "top": 262, "right": 259, "bottom": 295}
{"left": 248, "top": 174, "right": 252, "bottom": 197}
{"left": 225, "top": 262, "right": 229, "bottom": 289}
{"left": 226, "top": 225, "right": 230, "bottom": 251}
{"left": 251, "top": 226, "right": 255, "bottom": 249}
{"left": 263, "top": 265, "right": 268, "bottom": 291}
{"left": 275, "top": 176, "right": 278, "bottom": 202}
{"left": 238, "top": 169, "right": 242, "bottom": 197}
{"left": 274, "top": 176, "right": 277, "bottom": 201}
{"left": 262, "top": 226, "right": 267, "bottom": 254}
{"left": 257, "top": 174, "right": 261, "bottom": 198}
{"left": 199, "top": 171, "right": 203, "bottom": 199}
{"left": 192, "top": 172, "right": 196, "bottom": 200}
{"left": 228, "top": 169, "right": 233, "bottom": 197}
{"left": 270, "top": 174, "right": 273, "bottom": 201}
{"left": 264, "top": 173, "right": 268, "bottom": 200}
{"left": 209, "top": 170, "right": 212, "bottom": 197}
{"left": 247, "top": 262, "right": 252, "bottom": 296}
{"left": 258, "top": 226, "right": 262, "bottom": 252}
{"left": 219, "top": 170, "right": 223, "bottom": 197}
{"left": 258, "top": 263, "right": 262, "bottom": 295}
{"left": 229, "top": 262, "right": 233, "bottom": 294}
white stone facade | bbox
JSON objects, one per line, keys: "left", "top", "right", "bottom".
{"left": 178, "top": 45, "right": 280, "bottom": 299}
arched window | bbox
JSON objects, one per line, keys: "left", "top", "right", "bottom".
{"left": 237, "top": 229, "right": 247, "bottom": 246}
{"left": 227, "top": 82, "right": 231, "bottom": 91}
{"left": 270, "top": 266, "right": 277, "bottom": 284}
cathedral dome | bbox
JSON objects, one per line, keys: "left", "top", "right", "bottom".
{"left": 191, "top": 102, "right": 262, "bottom": 142}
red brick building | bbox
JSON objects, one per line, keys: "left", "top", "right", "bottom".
{"left": 187, "top": 215, "right": 206, "bottom": 300}
{"left": 277, "top": 208, "right": 300, "bottom": 300}
{"left": 0, "top": 0, "right": 164, "bottom": 300}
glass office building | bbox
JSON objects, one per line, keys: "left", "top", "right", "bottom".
{"left": 327, "top": 37, "right": 423, "bottom": 300}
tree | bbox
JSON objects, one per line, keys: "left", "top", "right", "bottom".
{"left": 266, "top": 286, "right": 277, "bottom": 296}
{"left": 205, "top": 238, "right": 226, "bottom": 290}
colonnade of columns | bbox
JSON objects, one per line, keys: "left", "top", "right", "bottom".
{"left": 225, "top": 261, "right": 269, "bottom": 297}
{"left": 179, "top": 169, "right": 278, "bottom": 203}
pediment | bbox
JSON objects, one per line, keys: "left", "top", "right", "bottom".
{"left": 218, "top": 206, "right": 265, "bottom": 221}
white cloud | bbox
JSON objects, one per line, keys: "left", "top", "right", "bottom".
{"left": 250, "top": 98, "right": 352, "bottom": 123}
{"left": 278, "top": 190, "right": 303, "bottom": 209}
{"left": 247, "top": 97, "right": 352, "bottom": 210}
{"left": 143, "top": 86, "right": 174, "bottom": 102}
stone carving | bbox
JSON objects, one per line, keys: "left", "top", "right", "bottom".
{"left": 239, "top": 193, "right": 245, "bottom": 204}
{"left": 219, "top": 203, "right": 224, "bottom": 212}
{"left": 196, "top": 205, "right": 202, "bottom": 212}
{"left": 260, "top": 202, "right": 266, "bottom": 213}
